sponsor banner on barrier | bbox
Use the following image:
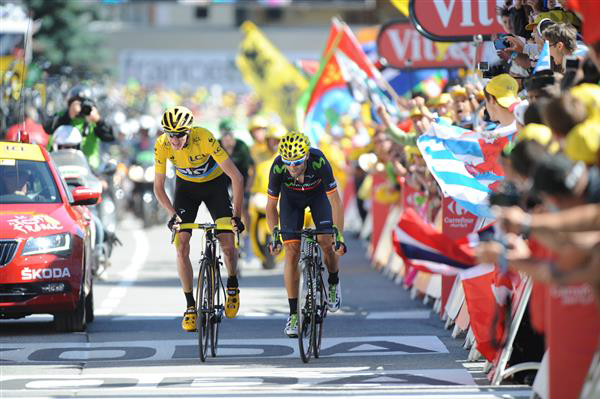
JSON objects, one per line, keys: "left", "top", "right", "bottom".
{"left": 441, "top": 196, "right": 478, "bottom": 239}
{"left": 548, "top": 283, "right": 600, "bottom": 399}
{"left": 409, "top": 0, "right": 504, "bottom": 42}
{"left": 377, "top": 21, "right": 479, "bottom": 69}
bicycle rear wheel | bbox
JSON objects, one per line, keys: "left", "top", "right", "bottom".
{"left": 297, "top": 260, "right": 316, "bottom": 363}
{"left": 314, "top": 267, "right": 327, "bottom": 358}
{"left": 210, "top": 258, "right": 222, "bottom": 358}
{"left": 196, "top": 259, "right": 211, "bottom": 362}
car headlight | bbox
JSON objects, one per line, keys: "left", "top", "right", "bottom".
{"left": 22, "top": 233, "right": 71, "bottom": 256}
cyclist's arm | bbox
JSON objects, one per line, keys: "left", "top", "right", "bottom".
{"left": 218, "top": 157, "right": 244, "bottom": 218}
{"left": 327, "top": 189, "right": 344, "bottom": 232}
{"left": 266, "top": 195, "right": 279, "bottom": 233}
{"left": 266, "top": 158, "right": 282, "bottom": 232}
{"left": 153, "top": 172, "right": 176, "bottom": 216}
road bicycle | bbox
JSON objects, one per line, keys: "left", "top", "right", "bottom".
{"left": 172, "top": 220, "right": 238, "bottom": 362}
{"left": 278, "top": 228, "right": 334, "bottom": 363}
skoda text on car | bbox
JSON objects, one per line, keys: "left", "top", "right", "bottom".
{"left": 0, "top": 139, "right": 100, "bottom": 332}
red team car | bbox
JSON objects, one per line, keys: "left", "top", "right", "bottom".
{"left": 0, "top": 138, "right": 100, "bottom": 331}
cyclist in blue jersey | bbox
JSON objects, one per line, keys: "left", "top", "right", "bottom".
{"left": 266, "top": 131, "right": 346, "bottom": 337}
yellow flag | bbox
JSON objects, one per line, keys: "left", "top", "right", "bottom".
{"left": 236, "top": 21, "right": 308, "bottom": 129}
{"left": 390, "top": 0, "right": 409, "bottom": 17}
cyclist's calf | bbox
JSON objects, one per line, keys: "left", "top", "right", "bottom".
{"left": 317, "top": 234, "right": 339, "bottom": 273}
{"left": 217, "top": 233, "right": 239, "bottom": 276}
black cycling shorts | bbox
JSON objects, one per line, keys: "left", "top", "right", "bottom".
{"left": 173, "top": 173, "right": 233, "bottom": 235}
{"left": 279, "top": 190, "right": 333, "bottom": 243}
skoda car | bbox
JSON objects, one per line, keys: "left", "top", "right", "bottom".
{"left": 0, "top": 139, "right": 100, "bottom": 332}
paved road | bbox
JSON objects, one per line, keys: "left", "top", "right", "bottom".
{"left": 0, "top": 214, "right": 532, "bottom": 398}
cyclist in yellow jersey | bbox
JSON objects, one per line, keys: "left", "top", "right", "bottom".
{"left": 154, "top": 106, "right": 245, "bottom": 332}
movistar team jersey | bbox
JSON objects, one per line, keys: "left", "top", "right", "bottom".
{"left": 154, "top": 127, "right": 229, "bottom": 183}
{"left": 267, "top": 148, "right": 337, "bottom": 200}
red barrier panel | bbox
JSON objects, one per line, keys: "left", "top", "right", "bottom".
{"left": 548, "top": 284, "right": 600, "bottom": 399}
{"left": 440, "top": 274, "right": 457, "bottom": 318}
{"left": 442, "top": 196, "right": 478, "bottom": 239}
{"left": 370, "top": 171, "right": 391, "bottom": 259}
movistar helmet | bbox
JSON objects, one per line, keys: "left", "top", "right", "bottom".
{"left": 278, "top": 131, "right": 310, "bottom": 161}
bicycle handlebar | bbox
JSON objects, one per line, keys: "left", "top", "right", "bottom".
{"left": 171, "top": 222, "right": 239, "bottom": 248}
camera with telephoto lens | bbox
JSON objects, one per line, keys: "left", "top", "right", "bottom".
{"left": 479, "top": 61, "right": 508, "bottom": 79}
{"left": 80, "top": 99, "right": 95, "bottom": 116}
{"left": 489, "top": 181, "right": 541, "bottom": 210}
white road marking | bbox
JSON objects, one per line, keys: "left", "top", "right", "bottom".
{"left": 96, "top": 228, "right": 148, "bottom": 315}
{"left": 0, "top": 368, "right": 535, "bottom": 398}
{"left": 367, "top": 310, "right": 432, "bottom": 319}
{"left": 0, "top": 335, "right": 449, "bottom": 363}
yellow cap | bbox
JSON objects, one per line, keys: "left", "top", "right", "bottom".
{"left": 565, "top": 118, "right": 600, "bottom": 165}
{"left": 569, "top": 83, "right": 600, "bottom": 120}
{"left": 517, "top": 123, "right": 559, "bottom": 153}
{"left": 485, "top": 74, "right": 519, "bottom": 109}
{"left": 428, "top": 93, "right": 452, "bottom": 107}
{"left": 449, "top": 86, "right": 467, "bottom": 98}
{"left": 266, "top": 124, "right": 286, "bottom": 139}
{"left": 525, "top": 11, "right": 564, "bottom": 30}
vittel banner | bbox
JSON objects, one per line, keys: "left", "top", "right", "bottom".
{"left": 409, "top": 0, "right": 504, "bottom": 42}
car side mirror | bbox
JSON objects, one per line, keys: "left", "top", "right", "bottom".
{"left": 71, "top": 186, "right": 101, "bottom": 206}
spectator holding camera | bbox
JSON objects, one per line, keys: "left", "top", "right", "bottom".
{"left": 542, "top": 23, "right": 582, "bottom": 73}
{"left": 46, "top": 84, "right": 115, "bottom": 169}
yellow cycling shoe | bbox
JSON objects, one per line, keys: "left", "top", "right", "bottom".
{"left": 225, "top": 288, "right": 240, "bottom": 319}
{"left": 182, "top": 306, "right": 197, "bottom": 332}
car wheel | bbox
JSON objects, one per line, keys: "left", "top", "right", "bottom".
{"left": 54, "top": 290, "right": 86, "bottom": 332}
{"left": 85, "top": 283, "right": 94, "bottom": 323}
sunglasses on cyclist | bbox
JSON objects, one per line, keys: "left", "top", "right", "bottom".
{"left": 281, "top": 157, "right": 306, "bottom": 167}
{"left": 166, "top": 131, "right": 189, "bottom": 139}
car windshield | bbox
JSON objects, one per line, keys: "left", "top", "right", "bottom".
{"left": 0, "top": 159, "right": 61, "bottom": 204}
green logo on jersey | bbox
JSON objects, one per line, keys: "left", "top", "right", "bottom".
{"left": 312, "top": 157, "right": 326, "bottom": 170}
{"left": 273, "top": 164, "right": 286, "bottom": 174}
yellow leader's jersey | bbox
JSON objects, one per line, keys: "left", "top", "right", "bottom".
{"left": 154, "top": 127, "right": 229, "bottom": 183}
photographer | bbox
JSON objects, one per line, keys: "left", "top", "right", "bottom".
{"left": 46, "top": 85, "right": 115, "bottom": 169}
{"left": 494, "top": 154, "right": 600, "bottom": 295}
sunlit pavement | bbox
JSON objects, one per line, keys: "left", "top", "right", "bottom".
{"left": 0, "top": 213, "right": 531, "bottom": 398}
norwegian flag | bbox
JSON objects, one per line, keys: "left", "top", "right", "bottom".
{"left": 392, "top": 208, "right": 479, "bottom": 275}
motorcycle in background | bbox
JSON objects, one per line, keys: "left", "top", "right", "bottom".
{"left": 51, "top": 149, "right": 121, "bottom": 276}
{"left": 128, "top": 150, "right": 165, "bottom": 227}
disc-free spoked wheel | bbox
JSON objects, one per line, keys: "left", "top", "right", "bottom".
{"left": 210, "top": 259, "right": 221, "bottom": 358}
{"left": 196, "top": 260, "right": 211, "bottom": 362}
{"left": 297, "top": 260, "right": 316, "bottom": 363}
{"left": 313, "top": 269, "right": 327, "bottom": 358}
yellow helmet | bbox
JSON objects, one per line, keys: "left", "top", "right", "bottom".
{"left": 161, "top": 106, "right": 194, "bottom": 133}
{"left": 248, "top": 115, "right": 269, "bottom": 131}
{"left": 278, "top": 131, "right": 310, "bottom": 161}
{"left": 266, "top": 124, "right": 286, "bottom": 140}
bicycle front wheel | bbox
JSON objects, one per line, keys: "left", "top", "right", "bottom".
{"left": 196, "top": 259, "right": 211, "bottom": 362}
{"left": 297, "top": 260, "right": 316, "bottom": 363}
{"left": 314, "top": 267, "right": 327, "bottom": 358}
{"left": 210, "top": 258, "right": 222, "bottom": 358}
